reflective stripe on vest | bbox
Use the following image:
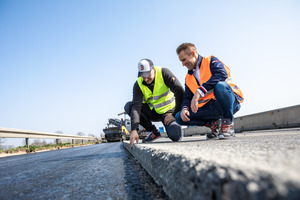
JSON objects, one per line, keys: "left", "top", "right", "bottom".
{"left": 149, "top": 96, "right": 175, "bottom": 109}
{"left": 186, "top": 56, "right": 244, "bottom": 108}
{"left": 147, "top": 90, "right": 171, "bottom": 101}
{"left": 198, "top": 89, "right": 213, "bottom": 104}
{"left": 137, "top": 66, "right": 175, "bottom": 114}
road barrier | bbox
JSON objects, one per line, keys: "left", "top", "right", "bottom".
{"left": 234, "top": 104, "right": 300, "bottom": 132}
{"left": 0, "top": 127, "right": 98, "bottom": 148}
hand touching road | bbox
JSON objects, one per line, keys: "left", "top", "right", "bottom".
{"left": 130, "top": 130, "right": 139, "bottom": 149}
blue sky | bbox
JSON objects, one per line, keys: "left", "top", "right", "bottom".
{"left": 1, "top": 0, "right": 300, "bottom": 147}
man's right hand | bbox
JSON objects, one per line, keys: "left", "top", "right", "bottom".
{"left": 130, "top": 130, "right": 139, "bottom": 149}
{"left": 180, "top": 109, "right": 190, "bottom": 122}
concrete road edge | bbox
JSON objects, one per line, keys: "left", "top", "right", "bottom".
{"left": 123, "top": 141, "right": 300, "bottom": 200}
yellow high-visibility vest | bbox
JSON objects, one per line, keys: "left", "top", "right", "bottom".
{"left": 137, "top": 67, "right": 175, "bottom": 114}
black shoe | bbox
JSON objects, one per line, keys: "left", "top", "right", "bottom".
{"left": 142, "top": 130, "right": 161, "bottom": 143}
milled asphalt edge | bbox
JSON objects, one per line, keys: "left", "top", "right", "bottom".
{"left": 123, "top": 141, "right": 300, "bottom": 200}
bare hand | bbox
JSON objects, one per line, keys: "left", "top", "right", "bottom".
{"left": 130, "top": 130, "right": 139, "bottom": 149}
{"left": 164, "top": 114, "right": 175, "bottom": 125}
{"left": 191, "top": 91, "right": 201, "bottom": 113}
{"left": 180, "top": 109, "right": 190, "bottom": 122}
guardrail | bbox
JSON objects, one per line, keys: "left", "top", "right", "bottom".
{"left": 234, "top": 104, "right": 300, "bottom": 132}
{"left": 0, "top": 127, "right": 98, "bottom": 148}
{"left": 183, "top": 104, "right": 300, "bottom": 136}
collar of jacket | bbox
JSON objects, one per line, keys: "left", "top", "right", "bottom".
{"left": 187, "top": 54, "right": 203, "bottom": 75}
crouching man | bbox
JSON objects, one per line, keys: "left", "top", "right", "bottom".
{"left": 175, "top": 43, "right": 244, "bottom": 139}
{"left": 125, "top": 59, "right": 184, "bottom": 148}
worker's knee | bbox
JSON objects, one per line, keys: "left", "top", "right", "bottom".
{"left": 214, "top": 82, "right": 231, "bottom": 95}
{"left": 124, "top": 101, "right": 133, "bottom": 115}
{"left": 165, "top": 121, "right": 182, "bottom": 142}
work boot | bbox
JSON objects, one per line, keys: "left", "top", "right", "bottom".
{"left": 142, "top": 130, "right": 161, "bottom": 143}
{"left": 218, "top": 118, "right": 235, "bottom": 139}
{"left": 206, "top": 119, "right": 221, "bottom": 140}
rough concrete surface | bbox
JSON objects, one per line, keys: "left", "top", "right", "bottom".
{"left": 123, "top": 129, "right": 300, "bottom": 200}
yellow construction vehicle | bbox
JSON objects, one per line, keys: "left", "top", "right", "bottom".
{"left": 102, "top": 111, "right": 148, "bottom": 142}
{"left": 118, "top": 111, "right": 147, "bottom": 141}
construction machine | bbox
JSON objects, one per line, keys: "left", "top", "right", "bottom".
{"left": 103, "top": 118, "right": 129, "bottom": 142}
{"left": 103, "top": 112, "right": 147, "bottom": 142}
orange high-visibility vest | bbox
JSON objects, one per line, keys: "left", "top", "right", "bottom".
{"left": 185, "top": 56, "right": 244, "bottom": 107}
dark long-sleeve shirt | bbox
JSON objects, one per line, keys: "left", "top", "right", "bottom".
{"left": 131, "top": 67, "right": 184, "bottom": 131}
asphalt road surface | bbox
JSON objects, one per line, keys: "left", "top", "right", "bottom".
{"left": 0, "top": 142, "right": 168, "bottom": 200}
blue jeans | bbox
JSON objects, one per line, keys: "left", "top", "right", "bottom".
{"left": 175, "top": 82, "right": 241, "bottom": 126}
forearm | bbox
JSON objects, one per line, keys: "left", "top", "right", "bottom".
{"left": 181, "top": 84, "right": 193, "bottom": 111}
{"left": 131, "top": 81, "right": 144, "bottom": 131}
{"left": 131, "top": 111, "right": 140, "bottom": 131}
{"left": 172, "top": 86, "right": 184, "bottom": 116}
{"left": 161, "top": 68, "right": 184, "bottom": 116}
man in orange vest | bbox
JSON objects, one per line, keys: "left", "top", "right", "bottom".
{"left": 175, "top": 43, "right": 244, "bottom": 139}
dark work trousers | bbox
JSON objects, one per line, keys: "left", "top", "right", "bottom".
{"left": 124, "top": 101, "right": 182, "bottom": 142}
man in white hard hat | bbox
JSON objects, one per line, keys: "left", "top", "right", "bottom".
{"left": 124, "top": 59, "right": 184, "bottom": 148}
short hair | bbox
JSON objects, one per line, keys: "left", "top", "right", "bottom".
{"left": 176, "top": 43, "right": 198, "bottom": 55}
